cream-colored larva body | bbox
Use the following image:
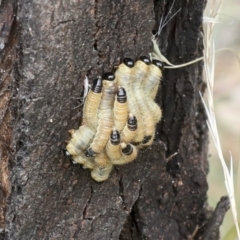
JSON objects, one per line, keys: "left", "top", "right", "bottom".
{"left": 145, "top": 60, "right": 163, "bottom": 100}
{"left": 66, "top": 125, "right": 95, "bottom": 156}
{"left": 87, "top": 73, "right": 116, "bottom": 156}
{"left": 114, "top": 59, "right": 133, "bottom": 102}
{"left": 120, "top": 114, "right": 137, "bottom": 143}
{"left": 91, "top": 150, "right": 113, "bottom": 182}
{"left": 132, "top": 57, "right": 156, "bottom": 146}
{"left": 143, "top": 60, "right": 163, "bottom": 124}
{"left": 111, "top": 142, "right": 138, "bottom": 165}
{"left": 83, "top": 77, "right": 102, "bottom": 130}
{"left": 106, "top": 129, "right": 122, "bottom": 161}
{"left": 149, "top": 102, "right": 162, "bottom": 124}
{"left": 116, "top": 58, "right": 144, "bottom": 143}
{"left": 113, "top": 87, "right": 128, "bottom": 133}
{"left": 72, "top": 153, "right": 95, "bottom": 169}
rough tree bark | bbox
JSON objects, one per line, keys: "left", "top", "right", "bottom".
{"left": 0, "top": 0, "right": 230, "bottom": 239}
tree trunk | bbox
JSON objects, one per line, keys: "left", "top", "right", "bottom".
{"left": 0, "top": 0, "right": 229, "bottom": 239}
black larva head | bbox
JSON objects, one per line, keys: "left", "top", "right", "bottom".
{"left": 139, "top": 56, "right": 151, "bottom": 65}
{"left": 128, "top": 115, "right": 137, "bottom": 131}
{"left": 85, "top": 148, "right": 97, "bottom": 157}
{"left": 91, "top": 77, "right": 102, "bottom": 93}
{"left": 110, "top": 130, "right": 120, "bottom": 145}
{"left": 102, "top": 72, "right": 115, "bottom": 81}
{"left": 152, "top": 59, "right": 164, "bottom": 69}
{"left": 123, "top": 58, "right": 134, "bottom": 68}
{"left": 117, "top": 87, "right": 127, "bottom": 103}
{"left": 142, "top": 135, "right": 152, "bottom": 144}
{"left": 122, "top": 144, "right": 133, "bottom": 155}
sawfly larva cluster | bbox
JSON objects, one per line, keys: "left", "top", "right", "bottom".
{"left": 66, "top": 57, "right": 163, "bottom": 182}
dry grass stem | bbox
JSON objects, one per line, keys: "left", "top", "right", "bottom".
{"left": 201, "top": 0, "right": 240, "bottom": 238}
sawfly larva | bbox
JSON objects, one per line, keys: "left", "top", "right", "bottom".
{"left": 83, "top": 77, "right": 102, "bottom": 130}
{"left": 66, "top": 125, "right": 95, "bottom": 156}
{"left": 86, "top": 72, "right": 116, "bottom": 157}
{"left": 144, "top": 59, "right": 163, "bottom": 124}
{"left": 114, "top": 87, "right": 128, "bottom": 133}
{"left": 127, "top": 57, "right": 151, "bottom": 143}
{"left": 106, "top": 129, "right": 122, "bottom": 161}
{"left": 131, "top": 56, "right": 156, "bottom": 146}
{"left": 115, "top": 58, "right": 134, "bottom": 85}
{"left": 114, "top": 58, "right": 134, "bottom": 94}
{"left": 91, "top": 150, "right": 113, "bottom": 182}
{"left": 72, "top": 152, "right": 95, "bottom": 169}
{"left": 146, "top": 59, "right": 163, "bottom": 100}
{"left": 111, "top": 142, "right": 138, "bottom": 165}
{"left": 116, "top": 58, "right": 145, "bottom": 143}
{"left": 120, "top": 114, "right": 137, "bottom": 143}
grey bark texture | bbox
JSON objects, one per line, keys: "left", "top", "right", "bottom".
{"left": 0, "top": 0, "right": 229, "bottom": 239}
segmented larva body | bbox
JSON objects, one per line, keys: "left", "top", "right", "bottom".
{"left": 113, "top": 87, "right": 128, "bottom": 133}
{"left": 86, "top": 72, "right": 116, "bottom": 156}
{"left": 115, "top": 57, "right": 134, "bottom": 84}
{"left": 66, "top": 125, "right": 95, "bottom": 156}
{"left": 111, "top": 142, "right": 138, "bottom": 165}
{"left": 121, "top": 114, "right": 137, "bottom": 143}
{"left": 145, "top": 60, "right": 163, "bottom": 99}
{"left": 72, "top": 153, "right": 95, "bottom": 169}
{"left": 131, "top": 56, "right": 156, "bottom": 146}
{"left": 149, "top": 102, "right": 162, "bottom": 124}
{"left": 116, "top": 58, "right": 144, "bottom": 143}
{"left": 91, "top": 150, "right": 113, "bottom": 182}
{"left": 144, "top": 60, "right": 163, "bottom": 123}
{"left": 106, "top": 129, "right": 122, "bottom": 161}
{"left": 83, "top": 77, "right": 102, "bottom": 130}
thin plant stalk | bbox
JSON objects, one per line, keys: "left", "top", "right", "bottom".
{"left": 202, "top": 0, "right": 240, "bottom": 238}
